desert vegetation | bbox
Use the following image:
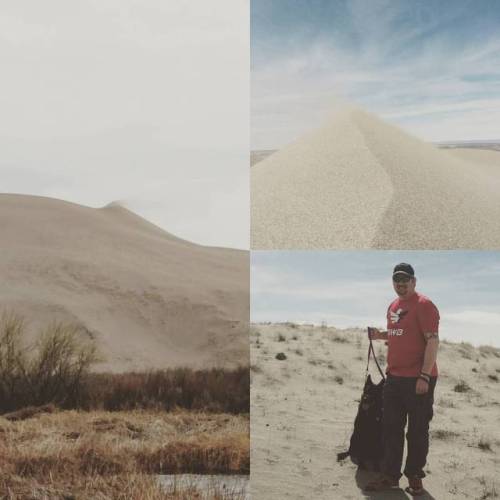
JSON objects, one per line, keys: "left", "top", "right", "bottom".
{"left": 0, "top": 312, "right": 249, "bottom": 414}
{"left": 0, "top": 312, "right": 249, "bottom": 499}
{"left": 251, "top": 323, "right": 500, "bottom": 499}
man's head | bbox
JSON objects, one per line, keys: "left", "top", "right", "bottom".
{"left": 392, "top": 263, "right": 417, "bottom": 299}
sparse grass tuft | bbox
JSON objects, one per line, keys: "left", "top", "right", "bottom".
{"left": 330, "top": 333, "right": 349, "bottom": 343}
{"left": 431, "top": 429, "right": 459, "bottom": 440}
{"left": 453, "top": 380, "right": 471, "bottom": 393}
{"left": 438, "top": 398, "right": 456, "bottom": 408}
{"left": 277, "top": 333, "right": 286, "bottom": 342}
{"left": 488, "top": 374, "right": 499, "bottom": 382}
{"left": 478, "top": 476, "right": 498, "bottom": 499}
{"left": 479, "top": 345, "right": 500, "bottom": 358}
{"left": 458, "top": 342, "right": 475, "bottom": 360}
{"left": 334, "top": 376, "right": 343, "bottom": 385}
{"left": 478, "top": 437, "right": 493, "bottom": 452}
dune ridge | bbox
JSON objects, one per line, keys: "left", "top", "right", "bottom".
{"left": 251, "top": 107, "right": 500, "bottom": 249}
{"left": 0, "top": 194, "right": 248, "bottom": 372}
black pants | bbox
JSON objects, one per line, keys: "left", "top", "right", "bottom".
{"left": 381, "top": 374, "right": 437, "bottom": 480}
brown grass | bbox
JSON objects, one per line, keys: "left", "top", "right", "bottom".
{"left": 84, "top": 368, "right": 249, "bottom": 414}
{"left": 0, "top": 410, "right": 249, "bottom": 479}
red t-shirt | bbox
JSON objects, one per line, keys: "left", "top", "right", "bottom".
{"left": 386, "top": 292, "right": 439, "bottom": 377}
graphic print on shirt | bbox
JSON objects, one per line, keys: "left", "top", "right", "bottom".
{"left": 389, "top": 308, "right": 408, "bottom": 324}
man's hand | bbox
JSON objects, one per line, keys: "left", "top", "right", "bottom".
{"left": 416, "top": 378, "right": 429, "bottom": 395}
{"left": 368, "top": 327, "right": 386, "bottom": 340}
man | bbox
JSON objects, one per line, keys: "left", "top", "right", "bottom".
{"left": 364, "top": 263, "right": 439, "bottom": 496}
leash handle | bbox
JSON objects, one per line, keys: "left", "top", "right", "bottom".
{"left": 366, "top": 327, "right": 386, "bottom": 381}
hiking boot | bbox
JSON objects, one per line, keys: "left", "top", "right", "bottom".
{"left": 364, "top": 475, "right": 399, "bottom": 492}
{"left": 405, "top": 476, "right": 424, "bottom": 496}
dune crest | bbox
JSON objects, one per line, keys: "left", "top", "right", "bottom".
{"left": 0, "top": 194, "right": 248, "bottom": 372}
{"left": 251, "top": 107, "right": 500, "bottom": 249}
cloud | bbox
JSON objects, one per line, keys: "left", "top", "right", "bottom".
{"left": 252, "top": 1, "right": 500, "bottom": 148}
{"left": 251, "top": 252, "right": 500, "bottom": 347}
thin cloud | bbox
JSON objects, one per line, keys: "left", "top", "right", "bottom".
{"left": 252, "top": 1, "right": 500, "bottom": 148}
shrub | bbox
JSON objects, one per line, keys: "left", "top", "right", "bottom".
{"left": 453, "top": 380, "right": 471, "bottom": 393}
{"left": 478, "top": 438, "right": 492, "bottom": 452}
{"left": 0, "top": 311, "right": 99, "bottom": 412}
{"left": 86, "top": 367, "right": 249, "bottom": 414}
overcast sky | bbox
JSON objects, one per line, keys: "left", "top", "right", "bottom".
{"left": 252, "top": 251, "right": 500, "bottom": 347}
{"left": 1, "top": 1, "right": 248, "bottom": 249}
{"left": 252, "top": 0, "right": 500, "bottom": 149}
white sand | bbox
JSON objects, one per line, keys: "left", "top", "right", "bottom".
{"left": 251, "top": 107, "right": 500, "bottom": 249}
{"left": 251, "top": 323, "right": 500, "bottom": 499}
{"left": 0, "top": 194, "right": 248, "bottom": 371}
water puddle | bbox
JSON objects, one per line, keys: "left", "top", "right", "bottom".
{"left": 158, "top": 474, "right": 250, "bottom": 499}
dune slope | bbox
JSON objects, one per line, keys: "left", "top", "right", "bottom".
{"left": 0, "top": 194, "right": 248, "bottom": 371}
{"left": 251, "top": 323, "right": 500, "bottom": 499}
{"left": 251, "top": 108, "right": 500, "bottom": 249}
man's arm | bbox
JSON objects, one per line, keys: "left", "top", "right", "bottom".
{"left": 421, "top": 332, "right": 439, "bottom": 375}
{"left": 368, "top": 327, "right": 388, "bottom": 341}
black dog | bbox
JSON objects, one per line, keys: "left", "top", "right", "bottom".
{"left": 337, "top": 374, "right": 385, "bottom": 470}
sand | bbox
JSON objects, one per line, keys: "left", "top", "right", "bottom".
{"left": 0, "top": 194, "right": 248, "bottom": 371}
{"left": 251, "top": 107, "right": 500, "bottom": 249}
{"left": 250, "top": 323, "right": 500, "bottom": 499}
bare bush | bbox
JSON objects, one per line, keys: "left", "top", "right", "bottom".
{"left": 29, "top": 322, "right": 99, "bottom": 407}
{"left": 0, "top": 311, "right": 99, "bottom": 413}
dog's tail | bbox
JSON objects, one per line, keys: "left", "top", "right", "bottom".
{"left": 337, "top": 451, "right": 350, "bottom": 462}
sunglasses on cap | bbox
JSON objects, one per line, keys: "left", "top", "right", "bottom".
{"left": 393, "top": 274, "right": 412, "bottom": 283}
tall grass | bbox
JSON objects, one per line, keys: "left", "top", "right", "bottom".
{"left": 0, "top": 311, "right": 249, "bottom": 415}
{"left": 84, "top": 368, "right": 249, "bottom": 414}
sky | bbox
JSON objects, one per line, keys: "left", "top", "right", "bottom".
{"left": 0, "top": 0, "right": 249, "bottom": 249}
{"left": 251, "top": 251, "right": 500, "bottom": 347}
{"left": 251, "top": 0, "right": 500, "bottom": 149}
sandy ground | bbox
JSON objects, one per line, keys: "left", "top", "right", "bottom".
{"left": 0, "top": 194, "right": 248, "bottom": 371}
{"left": 251, "top": 107, "right": 500, "bottom": 249}
{"left": 250, "top": 323, "right": 500, "bottom": 499}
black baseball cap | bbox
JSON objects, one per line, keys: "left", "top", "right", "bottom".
{"left": 393, "top": 263, "right": 415, "bottom": 278}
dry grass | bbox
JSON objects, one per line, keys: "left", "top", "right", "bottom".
{"left": 453, "top": 380, "right": 471, "bottom": 393}
{"left": 84, "top": 368, "right": 249, "bottom": 414}
{"left": 431, "top": 429, "right": 460, "bottom": 440}
{"left": 0, "top": 410, "right": 249, "bottom": 479}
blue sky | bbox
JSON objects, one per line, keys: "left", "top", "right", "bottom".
{"left": 251, "top": 251, "right": 500, "bottom": 347}
{"left": 252, "top": 0, "right": 500, "bottom": 149}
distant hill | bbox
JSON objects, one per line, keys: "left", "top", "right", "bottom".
{"left": 0, "top": 194, "right": 248, "bottom": 371}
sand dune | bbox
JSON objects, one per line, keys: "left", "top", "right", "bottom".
{"left": 251, "top": 107, "right": 500, "bottom": 249}
{"left": 251, "top": 323, "right": 500, "bottom": 499}
{"left": 0, "top": 194, "right": 248, "bottom": 371}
